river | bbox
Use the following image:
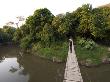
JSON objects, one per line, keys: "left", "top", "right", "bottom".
{"left": 0, "top": 45, "right": 110, "bottom": 82}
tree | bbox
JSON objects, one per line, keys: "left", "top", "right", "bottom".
{"left": 20, "top": 35, "right": 32, "bottom": 49}
{"left": 25, "top": 8, "right": 54, "bottom": 41}
{"left": 2, "top": 25, "right": 16, "bottom": 42}
{"left": 52, "top": 14, "right": 66, "bottom": 41}
{"left": 13, "top": 28, "right": 22, "bottom": 42}
{"left": 92, "top": 7, "right": 110, "bottom": 39}
{"left": 37, "top": 23, "right": 53, "bottom": 46}
{"left": 6, "top": 21, "right": 14, "bottom": 26}
{"left": 13, "top": 8, "right": 55, "bottom": 48}
{"left": 75, "top": 4, "right": 94, "bottom": 38}
{"left": 51, "top": 12, "right": 78, "bottom": 41}
{"left": 16, "top": 16, "right": 25, "bottom": 27}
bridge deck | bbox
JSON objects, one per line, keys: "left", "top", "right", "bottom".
{"left": 63, "top": 39, "right": 83, "bottom": 82}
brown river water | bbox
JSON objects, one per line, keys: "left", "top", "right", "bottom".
{"left": 0, "top": 45, "right": 110, "bottom": 82}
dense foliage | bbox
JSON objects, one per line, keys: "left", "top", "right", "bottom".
{"left": 77, "top": 37, "right": 96, "bottom": 50}
{"left": 1, "top": 4, "right": 110, "bottom": 62}
{"left": 13, "top": 5, "right": 110, "bottom": 49}
{"left": 0, "top": 26, "right": 16, "bottom": 43}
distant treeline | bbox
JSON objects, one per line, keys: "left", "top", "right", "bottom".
{"left": 0, "top": 26, "right": 16, "bottom": 43}
{"left": 0, "top": 4, "right": 110, "bottom": 46}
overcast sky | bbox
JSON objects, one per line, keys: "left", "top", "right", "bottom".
{"left": 0, "top": 0, "right": 110, "bottom": 27}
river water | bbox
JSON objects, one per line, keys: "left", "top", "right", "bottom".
{"left": 0, "top": 45, "right": 110, "bottom": 82}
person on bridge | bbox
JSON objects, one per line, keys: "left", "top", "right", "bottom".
{"left": 69, "top": 39, "right": 72, "bottom": 53}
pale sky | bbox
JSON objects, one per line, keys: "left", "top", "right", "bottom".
{"left": 0, "top": 0, "right": 110, "bottom": 27}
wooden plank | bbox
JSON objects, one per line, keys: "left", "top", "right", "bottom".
{"left": 63, "top": 39, "right": 83, "bottom": 82}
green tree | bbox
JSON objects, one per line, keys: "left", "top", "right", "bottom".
{"left": 92, "top": 7, "right": 110, "bottom": 39}
{"left": 37, "top": 23, "right": 53, "bottom": 46}
{"left": 25, "top": 8, "right": 54, "bottom": 42}
{"left": 20, "top": 35, "right": 32, "bottom": 49}
{"left": 13, "top": 8, "right": 54, "bottom": 49}
{"left": 13, "top": 28, "right": 22, "bottom": 42}
{"left": 2, "top": 25, "right": 16, "bottom": 42}
{"left": 75, "top": 4, "right": 94, "bottom": 38}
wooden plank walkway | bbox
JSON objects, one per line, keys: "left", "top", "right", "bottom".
{"left": 63, "top": 39, "right": 83, "bottom": 82}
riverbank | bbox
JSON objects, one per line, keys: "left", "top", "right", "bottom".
{"left": 30, "top": 41, "right": 110, "bottom": 67}
{"left": 1, "top": 41, "right": 110, "bottom": 67}
{"left": 1, "top": 45, "right": 110, "bottom": 82}
{"left": 75, "top": 44, "right": 110, "bottom": 67}
{"left": 31, "top": 42, "right": 68, "bottom": 63}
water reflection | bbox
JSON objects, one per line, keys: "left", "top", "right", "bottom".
{"left": 0, "top": 55, "right": 5, "bottom": 63}
{"left": 1, "top": 45, "right": 110, "bottom": 82}
{"left": 0, "top": 45, "right": 65, "bottom": 82}
{"left": 9, "top": 66, "right": 18, "bottom": 73}
{"left": 80, "top": 65, "right": 110, "bottom": 82}
{"left": 0, "top": 46, "right": 29, "bottom": 82}
{"left": 17, "top": 52, "right": 65, "bottom": 82}
{"left": 0, "top": 58, "right": 29, "bottom": 82}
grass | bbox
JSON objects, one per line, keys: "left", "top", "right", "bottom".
{"left": 75, "top": 44, "right": 109, "bottom": 65}
{"left": 32, "top": 42, "right": 68, "bottom": 62}
{"left": 32, "top": 40, "right": 110, "bottom": 65}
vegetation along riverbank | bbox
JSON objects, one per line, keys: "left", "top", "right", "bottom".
{"left": 1, "top": 4, "right": 110, "bottom": 66}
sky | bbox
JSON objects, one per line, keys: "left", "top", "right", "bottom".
{"left": 0, "top": 0, "right": 110, "bottom": 27}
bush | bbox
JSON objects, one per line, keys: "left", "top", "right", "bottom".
{"left": 20, "top": 35, "right": 32, "bottom": 49}
{"left": 77, "top": 37, "right": 85, "bottom": 47}
{"left": 32, "top": 42, "right": 68, "bottom": 62}
{"left": 77, "top": 37, "right": 96, "bottom": 50}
